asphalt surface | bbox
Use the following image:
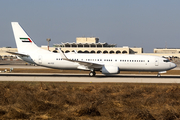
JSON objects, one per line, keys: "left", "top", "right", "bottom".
{"left": 0, "top": 73, "right": 180, "bottom": 83}
{"left": 0, "top": 60, "right": 180, "bottom": 83}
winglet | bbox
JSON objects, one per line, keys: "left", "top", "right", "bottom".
{"left": 56, "top": 48, "right": 68, "bottom": 60}
{"left": 73, "top": 50, "right": 77, "bottom": 53}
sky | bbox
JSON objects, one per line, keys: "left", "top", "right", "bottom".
{"left": 1, "top": 0, "right": 180, "bottom": 53}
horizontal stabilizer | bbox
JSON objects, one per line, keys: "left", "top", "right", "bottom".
{"left": 6, "top": 51, "right": 29, "bottom": 57}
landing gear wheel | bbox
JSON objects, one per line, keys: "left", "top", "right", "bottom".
{"left": 89, "top": 71, "right": 96, "bottom": 77}
{"left": 93, "top": 72, "right": 96, "bottom": 76}
{"left": 157, "top": 73, "right": 161, "bottom": 77}
{"left": 89, "top": 72, "right": 94, "bottom": 77}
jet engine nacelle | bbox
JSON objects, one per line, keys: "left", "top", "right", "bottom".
{"left": 101, "top": 65, "right": 120, "bottom": 74}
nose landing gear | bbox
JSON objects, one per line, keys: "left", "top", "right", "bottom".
{"left": 157, "top": 73, "right": 161, "bottom": 77}
{"left": 157, "top": 71, "right": 166, "bottom": 77}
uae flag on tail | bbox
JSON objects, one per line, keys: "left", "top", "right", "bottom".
{"left": 20, "top": 38, "right": 32, "bottom": 42}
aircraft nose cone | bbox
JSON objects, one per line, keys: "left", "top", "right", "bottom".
{"left": 171, "top": 63, "right": 177, "bottom": 69}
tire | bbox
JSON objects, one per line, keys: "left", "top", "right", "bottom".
{"left": 157, "top": 74, "right": 161, "bottom": 77}
{"left": 89, "top": 71, "right": 96, "bottom": 77}
{"left": 89, "top": 72, "right": 94, "bottom": 77}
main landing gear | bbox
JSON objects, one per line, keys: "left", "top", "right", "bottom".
{"left": 89, "top": 71, "right": 96, "bottom": 77}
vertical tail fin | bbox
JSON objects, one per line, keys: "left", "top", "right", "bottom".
{"left": 11, "top": 22, "right": 39, "bottom": 53}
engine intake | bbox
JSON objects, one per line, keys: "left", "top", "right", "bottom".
{"left": 101, "top": 65, "right": 120, "bottom": 74}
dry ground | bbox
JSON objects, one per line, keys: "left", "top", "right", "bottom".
{"left": 0, "top": 82, "right": 180, "bottom": 119}
{"left": 1, "top": 60, "right": 180, "bottom": 119}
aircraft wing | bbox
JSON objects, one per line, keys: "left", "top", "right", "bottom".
{"left": 63, "top": 58, "right": 103, "bottom": 67}
{"left": 57, "top": 48, "right": 103, "bottom": 70}
{"left": 6, "top": 51, "right": 29, "bottom": 57}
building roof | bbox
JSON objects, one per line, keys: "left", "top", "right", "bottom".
{"left": 54, "top": 42, "right": 116, "bottom": 47}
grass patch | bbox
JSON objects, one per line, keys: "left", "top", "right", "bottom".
{"left": 0, "top": 82, "right": 180, "bottom": 119}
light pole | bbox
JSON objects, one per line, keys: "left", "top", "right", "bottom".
{"left": 46, "top": 38, "right": 51, "bottom": 50}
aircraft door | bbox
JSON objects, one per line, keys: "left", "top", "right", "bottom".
{"left": 155, "top": 58, "right": 159, "bottom": 66}
{"left": 38, "top": 55, "right": 42, "bottom": 64}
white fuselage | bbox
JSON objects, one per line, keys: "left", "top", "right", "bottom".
{"left": 20, "top": 48, "right": 176, "bottom": 72}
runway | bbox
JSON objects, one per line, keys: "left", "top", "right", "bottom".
{"left": 0, "top": 73, "right": 180, "bottom": 83}
{"left": 0, "top": 62, "right": 180, "bottom": 83}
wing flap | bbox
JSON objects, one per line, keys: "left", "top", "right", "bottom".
{"left": 65, "top": 59, "right": 103, "bottom": 67}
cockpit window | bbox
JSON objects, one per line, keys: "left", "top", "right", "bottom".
{"left": 163, "top": 59, "right": 170, "bottom": 62}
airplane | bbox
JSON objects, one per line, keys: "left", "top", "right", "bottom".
{"left": 7, "top": 22, "right": 177, "bottom": 77}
